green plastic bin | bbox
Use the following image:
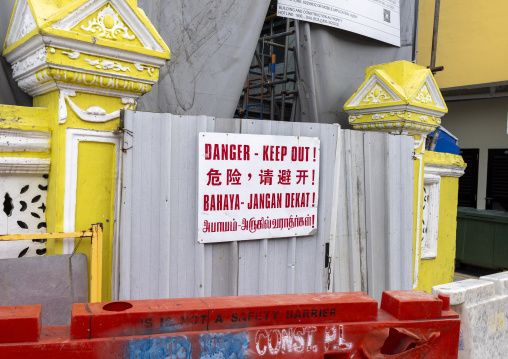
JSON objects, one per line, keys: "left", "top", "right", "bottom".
{"left": 456, "top": 207, "right": 508, "bottom": 270}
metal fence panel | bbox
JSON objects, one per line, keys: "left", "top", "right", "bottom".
{"left": 116, "top": 112, "right": 413, "bottom": 301}
{"left": 237, "top": 119, "right": 338, "bottom": 295}
{"left": 363, "top": 132, "right": 414, "bottom": 301}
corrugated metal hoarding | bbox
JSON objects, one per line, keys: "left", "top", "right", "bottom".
{"left": 115, "top": 112, "right": 413, "bottom": 301}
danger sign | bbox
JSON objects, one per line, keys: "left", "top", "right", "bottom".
{"left": 198, "top": 132, "right": 320, "bottom": 243}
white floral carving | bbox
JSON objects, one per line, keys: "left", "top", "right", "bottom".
{"left": 362, "top": 84, "right": 392, "bottom": 103}
{"left": 389, "top": 112, "right": 399, "bottom": 119}
{"left": 348, "top": 115, "right": 362, "bottom": 123}
{"left": 135, "top": 63, "right": 154, "bottom": 76}
{"left": 60, "top": 91, "right": 136, "bottom": 124}
{"left": 372, "top": 114, "right": 387, "bottom": 120}
{"left": 418, "top": 115, "right": 429, "bottom": 122}
{"left": 62, "top": 51, "right": 80, "bottom": 59}
{"left": 81, "top": 5, "right": 135, "bottom": 40}
{"left": 11, "top": 48, "right": 47, "bottom": 78}
{"left": 85, "top": 58, "right": 131, "bottom": 72}
{"left": 414, "top": 85, "right": 434, "bottom": 104}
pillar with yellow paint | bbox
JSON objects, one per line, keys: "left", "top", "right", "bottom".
{"left": 1, "top": 0, "right": 170, "bottom": 301}
{"left": 344, "top": 60, "right": 464, "bottom": 292}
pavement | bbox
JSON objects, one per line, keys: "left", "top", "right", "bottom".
{"left": 454, "top": 264, "right": 504, "bottom": 282}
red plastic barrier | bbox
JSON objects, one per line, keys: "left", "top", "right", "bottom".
{"left": 0, "top": 291, "right": 460, "bottom": 359}
{"left": 0, "top": 305, "right": 41, "bottom": 344}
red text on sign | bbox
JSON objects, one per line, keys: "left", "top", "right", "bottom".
{"left": 263, "top": 146, "right": 288, "bottom": 161}
{"left": 204, "top": 143, "right": 250, "bottom": 161}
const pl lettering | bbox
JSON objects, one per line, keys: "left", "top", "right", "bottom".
{"left": 255, "top": 327, "right": 318, "bottom": 355}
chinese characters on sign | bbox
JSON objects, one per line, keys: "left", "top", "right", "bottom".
{"left": 277, "top": 0, "right": 400, "bottom": 47}
{"left": 198, "top": 133, "right": 320, "bottom": 243}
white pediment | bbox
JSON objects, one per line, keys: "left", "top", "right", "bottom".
{"left": 348, "top": 74, "right": 402, "bottom": 107}
{"left": 5, "top": 0, "right": 37, "bottom": 48}
{"left": 51, "top": 0, "right": 164, "bottom": 52}
{"left": 412, "top": 75, "right": 446, "bottom": 110}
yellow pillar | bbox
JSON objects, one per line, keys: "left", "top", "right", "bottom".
{"left": 2, "top": 0, "right": 170, "bottom": 300}
{"left": 344, "top": 60, "right": 457, "bottom": 292}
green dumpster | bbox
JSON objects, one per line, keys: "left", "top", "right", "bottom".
{"left": 456, "top": 207, "right": 508, "bottom": 270}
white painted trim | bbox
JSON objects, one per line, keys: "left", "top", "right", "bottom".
{"left": 4, "top": 34, "right": 45, "bottom": 64}
{"left": 348, "top": 74, "right": 402, "bottom": 107}
{"left": 353, "top": 125, "right": 438, "bottom": 137}
{"left": 63, "top": 128, "right": 122, "bottom": 254}
{"left": 41, "top": 35, "right": 167, "bottom": 66}
{"left": 413, "top": 153, "right": 423, "bottom": 289}
{"left": 23, "top": 79, "right": 145, "bottom": 99}
{"left": 5, "top": 0, "right": 37, "bottom": 48}
{"left": 421, "top": 174, "right": 441, "bottom": 260}
{"left": 425, "top": 163, "right": 465, "bottom": 178}
{"left": 0, "top": 157, "right": 50, "bottom": 174}
{"left": 414, "top": 75, "right": 446, "bottom": 110}
{"left": 347, "top": 104, "right": 446, "bottom": 118}
{"left": 6, "top": 33, "right": 166, "bottom": 69}
{"left": 11, "top": 47, "right": 47, "bottom": 79}
{"left": 0, "top": 129, "right": 51, "bottom": 152}
{"left": 51, "top": 0, "right": 165, "bottom": 52}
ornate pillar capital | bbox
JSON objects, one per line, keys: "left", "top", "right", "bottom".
{"left": 3, "top": 0, "right": 170, "bottom": 123}
{"left": 344, "top": 61, "right": 447, "bottom": 152}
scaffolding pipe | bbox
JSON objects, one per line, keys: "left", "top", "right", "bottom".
{"left": 281, "top": 18, "right": 290, "bottom": 121}
{"left": 430, "top": 0, "right": 441, "bottom": 68}
{"left": 260, "top": 30, "right": 295, "bottom": 41}
{"left": 243, "top": 78, "right": 295, "bottom": 91}
{"left": 270, "top": 18, "right": 275, "bottom": 121}
{"left": 259, "top": 40, "right": 294, "bottom": 51}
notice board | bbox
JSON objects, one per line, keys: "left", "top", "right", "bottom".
{"left": 277, "top": 0, "right": 400, "bottom": 47}
{"left": 198, "top": 133, "right": 320, "bottom": 243}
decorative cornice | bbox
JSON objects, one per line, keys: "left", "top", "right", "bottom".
{"left": 5, "top": 34, "right": 166, "bottom": 68}
{"left": 17, "top": 67, "right": 153, "bottom": 97}
{"left": 11, "top": 47, "right": 47, "bottom": 79}
{"left": 0, "top": 129, "right": 51, "bottom": 152}
{"left": 0, "top": 158, "right": 50, "bottom": 174}
{"left": 346, "top": 104, "right": 446, "bottom": 118}
{"left": 424, "top": 163, "right": 466, "bottom": 178}
{"left": 3, "top": 0, "right": 169, "bottom": 102}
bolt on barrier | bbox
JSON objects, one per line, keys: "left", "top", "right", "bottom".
{"left": 0, "top": 291, "right": 460, "bottom": 358}
{"left": 433, "top": 271, "right": 508, "bottom": 359}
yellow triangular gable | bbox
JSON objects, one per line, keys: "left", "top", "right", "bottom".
{"left": 344, "top": 72, "right": 405, "bottom": 110}
{"left": 410, "top": 74, "right": 447, "bottom": 112}
{"left": 3, "top": 0, "right": 170, "bottom": 60}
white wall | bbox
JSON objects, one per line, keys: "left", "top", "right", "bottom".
{"left": 442, "top": 97, "right": 508, "bottom": 209}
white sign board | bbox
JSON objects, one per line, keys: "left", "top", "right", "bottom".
{"left": 198, "top": 133, "right": 320, "bottom": 243}
{"left": 277, "top": 0, "right": 400, "bottom": 47}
